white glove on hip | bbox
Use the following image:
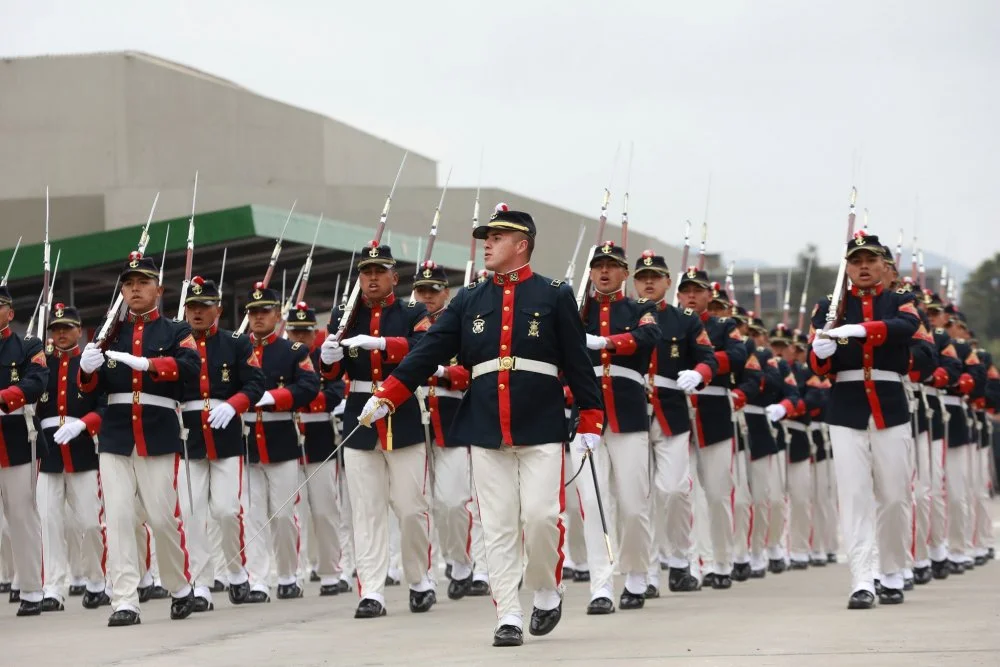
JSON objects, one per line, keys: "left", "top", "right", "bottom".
{"left": 359, "top": 396, "right": 390, "bottom": 426}
{"left": 676, "top": 369, "right": 703, "bottom": 392}
{"left": 341, "top": 335, "right": 386, "bottom": 351}
{"left": 80, "top": 343, "right": 105, "bottom": 374}
{"left": 105, "top": 351, "right": 150, "bottom": 372}
{"left": 208, "top": 402, "right": 237, "bottom": 429}
{"left": 586, "top": 334, "right": 608, "bottom": 350}
{"left": 320, "top": 335, "right": 344, "bottom": 364}
{"left": 573, "top": 432, "right": 601, "bottom": 454}
{"left": 812, "top": 337, "right": 838, "bottom": 360}
{"left": 52, "top": 419, "right": 87, "bottom": 444}
{"left": 765, "top": 403, "right": 788, "bottom": 422}
{"left": 255, "top": 391, "right": 276, "bottom": 408}
{"left": 825, "top": 324, "right": 866, "bottom": 339}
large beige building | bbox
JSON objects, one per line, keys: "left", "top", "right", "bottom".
{"left": 0, "top": 51, "right": 681, "bottom": 329}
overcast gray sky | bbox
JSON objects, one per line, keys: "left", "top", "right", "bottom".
{"left": 4, "top": 0, "right": 998, "bottom": 270}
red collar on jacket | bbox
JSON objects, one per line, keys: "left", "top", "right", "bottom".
{"left": 362, "top": 292, "right": 396, "bottom": 308}
{"left": 595, "top": 290, "right": 624, "bottom": 304}
{"left": 127, "top": 308, "right": 161, "bottom": 323}
{"left": 56, "top": 345, "right": 81, "bottom": 359}
{"left": 492, "top": 264, "right": 533, "bottom": 286}
{"left": 0, "top": 326, "right": 10, "bottom": 340}
{"left": 850, "top": 284, "right": 884, "bottom": 297}
{"left": 251, "top": 330, "right": 280, "bottom": 346}
{"left": 194, "top": 324, "right": 219, "bottom": 340}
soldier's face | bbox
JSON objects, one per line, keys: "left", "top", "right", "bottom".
{"left": 122, "top": 274, "right": 163, "bottom": 313}
{"left": 414, "top": 285, "right": 448, "bottom": 314}
{"left": 360, "top": 265, "right": 397, "bottom": 300}
{"left": 287, "top": 329, "right": 314, "bottom": 345}
{"left": 0, "top": 305, "right": 11, "bottom": 329}
{"left": 483, "top": 231, "right": 528, "bottom": 271}
{"left": 186, "top": 302, "right": 221, "bottom": 333}
{"left": 50, "top": 323, "right": 80, "bottom": 349}
{"left": 633, "top": 271, "right": 670, "bottom": 301}
{"left": 706, "top": 302, "right": 729, "bottom": 318}
{"left": 678, "top": 284, "right": 711, "bottom": 313}
{"left": 248, "top": 307, "right": 280, "bottom": 335}
{"left": 589, "top": 258, "right": 628, "bottom": 293}
{"left": 751, "top": 332, "right": 768, "bottom": 348}
{"left": 846, "top": 251, "right": 884, "bottom": 288}
{"left": 927, "top": 308, "right": 947, "bottom": 328}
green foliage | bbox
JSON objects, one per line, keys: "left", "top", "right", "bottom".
{"left": 961, "top": 253, "right": 1000, "bottom": 345}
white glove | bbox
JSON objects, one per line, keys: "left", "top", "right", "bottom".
{"left": 573, "top": 432, "right": 602, "bottom": 454}
{"left": 105, "top": 351, "right": 150, "bottom": 372}
{"left": 52, "top": 419, "right": 86, "bottom": 444}
{"left": 812, "top": 337, "right": 838, "bottom": 360}
{"left": 825, "top": 324, "right": 866, "bottom": 339}
{"left": 320, "top": 335, "right": 344, "bottom": 364}
{"left": 80, "top": 343, "right": 105, "bottom": 374}
{"left": 341, "top": 335, "right": 386, "bottom": 351}
{"left": 765, "top": 403, "right": 787, "bottom": 422}
{"left": 586, "top": 334, "right": 608, "bottom": 350}
{"left": 433, "top": 366, "right": 447, "bottom": 378}
{"left": 676, "top": 369, "right": 703, "bottom": 392}
{"left": 255, "top": 391, "right": 276, "bottom": 408}
{"left": 359, "top": 395, "right": 390, "bottom": 426}
{"left": 208, "top": 402, "right": 237, "bottom": 429}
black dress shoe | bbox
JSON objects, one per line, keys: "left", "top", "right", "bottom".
{"left": 40, "top": 597, "right": 64, "bottom": 612}
{"left": 108, "top": 609, "right": 141, "bottom": 626}
{"left": 711, "top": 574, "right": 732, "bottom": 590}
{"left": 573, "top": 569, "right": 590, "bottom": 583}
{"left": 931, "top": 560, "right": 951, "bottom": 580}
{"left": 468, "top": 580, "right": 490, "bottom": 596}
{"left": 150, "top": 585, "right": 170, "bottom": 600}
{"left": 619, "top": 589, "right": 645, "bottom": 610}
{"left": 445, "top": 564, "right": 453, "bottom": 580}
{"left": 68, "top": 584, "right": 86, "bottom": 596}
{"left": 668, "top": 567, "right": 701, "bottom": 592}
{"left": 355, "top": 598, "right": 386, "bottom": 618}
{"left": 749, "top": 568, "right": 766, "bottom": 579}
{"left": 903, "top": 577, "right": 914, "bottom": 591}
{"left": 228, "top": 581, "right": 251, "bottom": 604}
{"left": 964, "top": 560, "right": 975, "bottom": 572}
{"left": 337, "top": 580, "right": 352, "bottom": 593}
{"left": 874, "top": 579, "right": 884, "bottom": 596}
{"left": 988, "top": 547, "right": 995, "bottom": 560}
{"left": 827, "top": 553, "right": 838, "bottom": 564}
{"left": 447, "top": 575, "right": 472, "bottom": 600}
{"left": 561, "top": 566, "right": 574, "bottom": 580}
{"left": 732, "top": 563, "right": 751, "bottom": 582}
{"left": 768, "top": 559, "right": 787, "bottom": 574}
{"left": 170, "top": 591, "right": 195, "bottom": 620}
{"left": 9, "top": 589, "right": 20, "bottom": 603}
{"left": 529, "top": 602, "right": 562, "bottom": 635}
{"left": 409, "top": 589, "right": 436, "bottom": 613}
{"left": 319, "top": 584, "right": 340, "bottom": 596}
{"left": 82, "top": 591, "right": 111, "bottom": 609}
{"left": 947, "top": 560, "right": 964, "bottom": 575}
{"left": 974, "top": 555, "right": 987, "bottom": 567}
{"left": 211, "top": 579, "right": 227, "bottom": 593}
{"left": 586, "top": 597, "right": 615, "bottom": 615}
{"left": 16, "top": 599, "right": 42, "bottom": 616}
{"left": 913, "top": 567, "right": 933, "bottom": 585}
{"left": 810, "top": 558, "right": 827, "bottom": 567}
{"left": 277, "top": 583, "right": 303, "bottom": 600}
{"left": 310, "top": 570, "right": 321, "bottom": 583}
{"left": 245, "top": 590, "right": 270, "bottom": 604}
{"left": 137, "top": 585, "right": 152, "bottom": 603}
{"left": 644, "top": 584, "right": 660, "bottom": 599}
{"left": 701, "top": 573, "right": 717, "bottom": 588}
{"left": 385, "top": 575, "right": 401, "bottom": 586}
{"left": 493, "top": 624, "right": 523, "bottom": 647}
{"left": 878, "top": 587, "right": 904, "bottom": 605}
{"left": 0, "top": 582, "right": 10, "bottom": 593}
{"left": 789, "top": 560, "right": 809, "bottom": 571}
{"left": 847, "top": 590, "right": 875, "bottom": 609}
{"left": 193, "top": 596, "right": 214, "bottom": 612}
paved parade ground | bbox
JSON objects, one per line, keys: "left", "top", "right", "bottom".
{"left": 6, "top": 502, "right": 1000, "bottom": 667}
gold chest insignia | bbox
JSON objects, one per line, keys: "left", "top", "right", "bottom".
{"left": 107, "top": 359, "right": 117, "bottom": 369}
{"left": 191, "top": 283, "right": 203, "bottom": 295}
{"left": 348, "top": 346, "right": 360, "bottom": 358}
{"left": 10, "top": 368, "right": 20, "bottom": 383}
{"left": 670, "top": 337, "right": 680, "bottom": 358}
{"left": 40, "top": 391, "right": 48, "bottom": 403}
{"left": 528, "top": 319, "right": 540, "bottom": 337}
{"left": 472, "top": 318, "right": 485, "bottom": 334}
{"left": 422, "top": 268, "right": 433, "bottom": 278}
{"left": 221, "top": 366, "right": 231, "bottom": 383}
{"left": 252, "top": 289, "right": 263, "bottom": 300}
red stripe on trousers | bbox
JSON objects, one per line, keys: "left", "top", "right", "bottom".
{"left": 554, "top": 451, "right": 567, "bottom": 586}
{"left": 172, "top": 454, "right": 192, "bottom": 582}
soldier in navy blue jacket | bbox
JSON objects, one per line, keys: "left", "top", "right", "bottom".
{"left": 633, "top": 251, "right": 715, "bottom": 596}
{"left": 178, "top": 277, "right": 265, "bottom": 609}
{"left": 240, "top": 283, "right": 319, "bottom": 603}
{"left": 356, "top": 205, "right": 604, "bottom": 648}
{"left": 808, "top": 231, "right": 920, "bottom": 609}
{"left": 318, "top": 243, "right": 437, "bottom": 620}
{"left": 36, "top": 303, "right": 108, "bottom": 612}
{"left": 971, "top": 342, "right": 997, "bottom": 564}
{"left": 0, "top": 285, "right": 49, "bottom": 617}
{"left": 78, "top": 252, "right": 201, "bottom": 626}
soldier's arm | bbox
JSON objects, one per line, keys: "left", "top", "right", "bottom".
{"left": 803, "top": 375, "right": 830, "bottom": 416}
{"left": 442, "top": 364, "right": 470, "bottom": 390}
{"left": 861, "top": 292, "right": 920, "bottom": 346}
{"left": 605, "top": 300, "right": 661, "bottom": 355}
{"left": 808, "top": 296, "right": 836, "bottom": 376}
{"left": 716, "top": 318, "right": 748, "bottom": 376}
{"left": 554, "top": 284, "right": 603, "bottom": 435}
{"left": 383, "top": 302, "right": 430, "bottom": 364}
{"left": 907, "top": 323, "right": 938, "bottom": 383}
{"left": 81, "top": 394, "right": 105, "bottom": 438}
{"left": 0, "top": 338, "right": 49, "bottom": 412}
{"left": 228, "top": 335, "right": 266, "bottom": 414}
{"left": 685, "top": 316, "right": 718, "bottom": 385}
{"left": 269, "top": 345, "right": 321, "bottom": 411}
{"left": 148, "top": 322, "right": 201, "bottom": 383}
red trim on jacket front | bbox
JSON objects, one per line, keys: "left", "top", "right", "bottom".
{"left": 859, "top": 293, "right": 886, "bottom": 429}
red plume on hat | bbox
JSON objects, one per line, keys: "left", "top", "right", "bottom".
{"left": 853, "top": 230, "right": 867, "bottom": 241}
{"left": 296, "top": 301, "right": 308, "bottom": 311}
{"left": 602, "top": 240, "right": 616, "bottom": 247}
{"left": 129, "top": 251, "right": 142, "bottom": 260}
{"left": 54, "top": 302, "right": 64, "bottom": 310}
{"left": 421, "top": 260, "right": 436, "bottom": 270}
{"left": 495, "top": 203, "right": 509, "bottom": 213}
{"left": 254, "top": 281, "right": 264, "bottom": 289}
{"left": 711, "top": 281, "right": 722, "bottom": 291}
{"left": 641, "top": 249, "right": 655, "bottom": 258}
{"left": 369, "top": 240, "right": 379, "bottom": 248}
{"left": 192, "top": 276, "right": 205, "bottom": 286}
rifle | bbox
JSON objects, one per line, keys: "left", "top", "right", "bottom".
{"left": 233, "top": 201, "right": 297, "bottom": 337}
{"left": 332, "top": 249, "right": 357, "bottom": 319}
{"left": 695, "top": 221, "right": 708, "bottom": 271}
{"left": 725, "top": 261, "right": 736, "bottom": 305}
{"left": 753, "top": 267, "right": 762, "bottom": 317}
{"left": 176, "top": 171, "right": 199, "bottom": 321}
{"left": 575, "top": 189, "right": 611, "bottom": 313}
{"left": 620, "top": 143, "right": 634, "bottom": 296}
{"left": 157, "top": 224, "right": 170, "bottom": 311}
{"left": 564, "top": 223, "right": 587, "bottom": 285}
{"left": 781, "top": 267, "right": 792, "bottom": 327}
{"left": 463, "top": 156, "right": 483, "bottom": 286}
{"left": 918, "top": 249, "right": 926, "bottom": 290}
{"left": 25, "top": 250, "right": 60, "bottom": 340}
{"left": 278, "top": 214, "right": 324, "bottom": 337}
{"left": 894, "top": 228, "right": 903, "bottom": 270}
{"left": 796, "top": 252, "right": 814, "bottom": 332}
{"left": 910, "top": 233, "right": 919, "bottom": 284}
{"left": 36, "top": 189, "right": 52, "bottom": 340}
{"left": 674, "top": 221, "right": 691, "bottom": 307}
{"left": 409, "top": 170, "right": 452, "bottom": 305}
{"left": 1, "top": 236, "right": 23, "bottom": 287}
{"left": 818, "top": 187, "right": 858, "bottom": 336}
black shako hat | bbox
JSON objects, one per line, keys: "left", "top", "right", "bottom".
{"left": 709, "top": 282, "right": 731, "bottom": 307}
{"left": 185, "top": 276, "right": 221, "bottom": 306}
{"left": 413, "top": 260, "right": 448, "bottom": 291}
{"left": 245, "top": 281, "right": 280, "bottom": 310}
{"left": 0, "top": 286, "right": 11, "bottom": 307}
{"left": 472, "top": 203, "right": 537, "bottom": 240}
{"left": 120, "top": 251, "right": 159, "bottom": 281}
{"left": 357, "top": 241, "right": 396, "bottom": 270}
{"left": 845, "top": 231, "right": 888, "bottom": 258}
{"left": 589, "top": 240, "right": 628, "bottom": 268}
{"left": 770, "top": 322, "right": 793, "bottom": 344}
{"left": 677, "top": 266, "right": 711, "bottom": 290}
{"left": 634, "top": 249, "right": 670, "bottom": 276}
{"left": 48, "top": 302, "right": 81, "bottom": 328}
{"left": 285, "top": 301, "right": 317, "bottom": 329}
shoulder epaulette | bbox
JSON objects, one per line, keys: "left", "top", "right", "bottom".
{"left": 896, "top": 287, "right": 907, "bottom": 294}
{"left": 683, "top": 307, "right": 694, "bottom": 316}
{"left": 337, "top": 304, "right": 345, "bottom": 311}
{"left": 636, "top": 297, "right": 649, "bottom": 303}
{"left": 717, "top": 317, "right": 728, "bottom": 322}
{"left": 826, "top": 294, "right": 833, "bottom": 300}
{"left": 935, "top": 327, "right": 945, "bottom": 334}
{"left": 467, "top": 282, "right": 478, "bottom": 290}
{"left": 291, "top": 342, "right": 303, "bottom": 350}
{"left": 550, "top": 280, "right": 564, "bottom": 287}
{"left": 408, "top": 300, "right": 417, "bottom": 307}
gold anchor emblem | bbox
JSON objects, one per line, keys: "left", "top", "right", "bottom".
{"left": 472, "top": 318, "right": 485, "bottom": 334}
{"left": 296, "top": 310, "right": 306, "bottom": 320}
{"left": 252, "top": 289, "right": 263, "bottom": 300}
{"left": 855, "top": 235, "right": 866, "bottom": 246}
{"left": 191, "top": 283, "right": 203, "bottom": 295}
{"left": 601, "top": 243, "right": 612, "bottom": 254}
{"left": 422, "top": 268, "right": 433, "bottom": 279}
{"left": 687, "top": 268, "right": 697, "bottom": 279}
{"left": 369, "top": 246, "right": 380, "bottom": 258}
{"left": 40, "top": 391, "right": 49, "bottom": 403}
{"left": 129, "top": 259, "right": 140, "bottom": 269}
{"left": 643, "top": 257, "right": 653, "bottom": 266}
{"left": 55, "top": 305, "right": 64, "bottom": 318}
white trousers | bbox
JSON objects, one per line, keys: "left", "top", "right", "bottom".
{"left": 178, "top": 457, "right": 249, "bottom": 599}
{"left": 733, "top": 453, "right": 775, "bottom": 569}
{"left": 973, "top": 446, "right": 994, "bottom": 555}
{"left": 433, "top": 447, "right": 474, "bottom": 576}
{"left": 564, "top": 451, "right": 587, "bottom": 571}
{"left": 0, "top": 464, "right": 43, "bottom": 600}
{"left": 829, "top": 421, "right": 912, "bottom": 593}
{"left": 693, "top": 439, "right": 736, "bottom": 575}
{"left": 472, "top": 443, "right": 564, "bottom": 628}
{"left": 243, "top": 459, "right": 301, "bottom": 590}
{"left": 302, "top": 461, "right": 343, "bottom": 584}
{"left": 99, "top": 452, "right": 191, "bottom": 612}
{"left": 811, "top": 459, "right": 840, "bottom": 559}
{"left": 37, "top": 470, "right": 106, "bottom": 601}
{"left": 649, "top": 421, "right": 692, "bottom": 570}
{"left": 912, "top": 433, "right": 946, "bottom": 565}
{"left": 946, "top": 443, "right": 972, "bottom": 562}
{"left": 345, "top": 444, "right": 432, "bottom": 605}
{"left": 337, "top": 464, "right": 355, "bottom": 579}
{"left": 786, "top": 460, "right": 813, "bottom": 562}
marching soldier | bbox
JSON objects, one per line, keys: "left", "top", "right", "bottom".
{"left": 78, "top": 251, "right": 201, "bottom": 626}
{"left": 808, "top": 232, "right": 920, "bottom": 608}
{"left": 178, "top": 277, "right": 265, "bottom": 609}
{"left": 0, "top": 284, "right": 49, "bottom": 616}
{"left": 242, "top": 282, "right": 320, "bottom": 602}
{"left": 634, "top": 251, "right": 716, "bottom": 596}
{"left": 356, "top": 205, "right": 604, "bottom": 647}
{"left": 284, "top": 301, "right": 346, "bottom": 597}
{"left": 971, "top": 338, "right": 997, "bottom": 563}
{"left": 318, "top": 243, "right": 436, "bottom": 619}
{"left": 800, "top": 338, "right": 838, "bottom": 567}
{"left": 36, "top": 303, "right": 108, "bottom": 611}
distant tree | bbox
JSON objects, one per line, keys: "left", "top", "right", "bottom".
{"left": 960, "top": 252, "right": 1000, "bottom": 343}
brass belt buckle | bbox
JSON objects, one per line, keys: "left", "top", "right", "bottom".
{"left": 58, "top": 415, "right": 65, "bottom": 427}
{"left": 498, "top": 356, "right": 514, "bottom": 371}
{"left": 603, "top": 365, "right": 611, "bottom": 377}
{"left": 204, "top": 398, "right": 212, "bottom": 411}
{"left": 863, "top": 367, "right": 872, "bottom": 381}
{"left": 428, "top": 386, "right": 436, "bottom": 398}
{"left": 132, "top": 391, "right": 141, "bottom": 404}
{"left": 371, "top": 381, "right": 379, "bottom": 394}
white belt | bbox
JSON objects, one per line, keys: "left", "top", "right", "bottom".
{"left": 742, "top": 405, "right": 766, "bottom": 415}
{"left": 244, "top": 412, "right": 294, "bottom": 423}
{"left": 783, "top": 421, "right": 808, "bottom": 433}
{"left": 593, "top": 364, "right": 646, "bottom": 385}
{"left": 695, "top": 385, "right": 729, "bottom": 397}
{"left": 1, "top": 407, "right": 25, "bottom": 417}
{"left": 349, "top": 382, "right": 380, "bottom": 396}
{"left": 923, "top": 387, "right": 940, "bottom": 397}
{"left": 181, "top": 398, "right": 225, "bottom": 412}
{"left": 471, "top": 357, "right": 559, "bottom": 379}
{"left": 836, "top": 369, "right": 902, "bottom": 383}
{"left": 940, "top": 395, "right": 964, "bottom": 407}
{"left": 298, "top": 413, "right": 331, "bottom": 424}
{"left": 809, "top": 423, "right": 824, "bottom": 432}
{"left": 418, "top": 386, "right": 465, "bottom": 400}
{"left": 40, "top": 415, "right": 81, "bottom": 430}
{"left": 651, "top": 375, "right": 680, "bottom": 390}
{"left": 107, "top": 392, "right": 179, "bottom": 410}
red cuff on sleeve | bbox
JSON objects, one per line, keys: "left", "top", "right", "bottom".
{"left": 810, "top": 407, "right": 821, "bottom": 418}
{"left": 694, "top": 362, "right": 714, "bottom": 386}
{"left": 958, "top": 373, "right": 975, "bottom": 396}
{"left": 862, "top": 321, "right": 888, "bottom": 347}
{"left": 931, "top": 367, "right": 949, "bottom": 389}
{"left": 269, "top": 388, "right": 294, "bottom": 412}
{"left": 320, "top": 361, "right": 341, "bottom": 381}
{"left": 809, "top": 351, "right": 832, "bottom": 376}
{"left": 714, "top": 351, "right": 730, "bottom": 375}
{"left": 447, "top": 365, "right": 470, "bottom": 391}
{"left": 796, "top": 399, "right": 806, "bottom": 416}
{"left": 376, "top": 376, "right": 413, "bottom": 412}
{"left": 564, "top": 385, "right": 574, "bottom": 408}
{"left": 383, "top": 337, "right": 409, "bottom": 363}
{"left": 908, "top": 370, "right": 922, "bottom": 382}
{"left": 577, "top": 408, "right": 604, "bottom": 436}
{"left": 779, "top": 399, "right": 796, "bottom": 417}
{"left": 78, "top": 370, "right": 99, "bottom": 393}
{"left": 227, "top": 392, "right": 251, "bottom": 414}
{"left": 606, "top": 333, "right": 637, "bottom": 355}
{"left": 731, "top": 389, "right": 747, "bottom": 411}
{"left": 308, "top": 393, "right": 327, "bottom": 413}
{"left": 148, "top": 357, "right": 179, "bottom": 382}
{"left": 0, "top": 387, "right": 26, "bottom": 413}
{"left": 81, "top": 412, "right": 102, "bottom": 437}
